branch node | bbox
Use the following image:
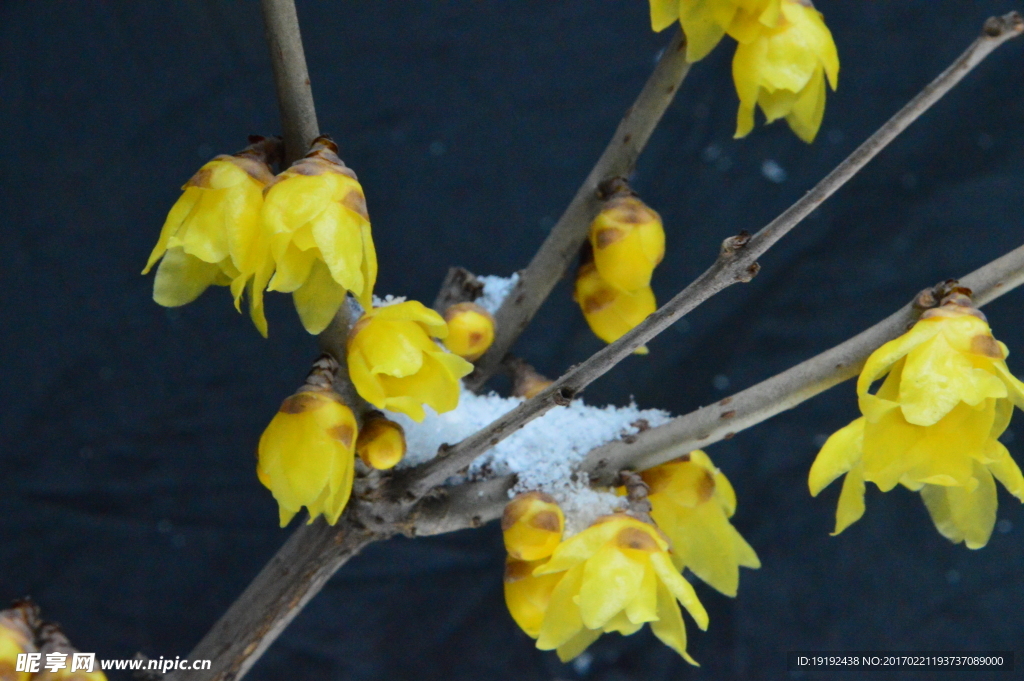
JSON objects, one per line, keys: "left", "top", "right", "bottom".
{"left": 720, "top": 230, "right": 752, "bottom": 257}
{"left": 983, "top": 12, "right": 1023, "bottom": 38}
{"left": 553, "top": 386, "right": 577, "bottom": 406}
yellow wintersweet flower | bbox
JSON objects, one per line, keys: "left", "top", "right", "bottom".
{"left": 502, "top": 492, "right": 565, "bottom": 561}
{"left": 142, "top": 136, "right": 281, "bottom": 336}
{"left": 640, "top": 451, "right": 760, "bottom": 597}
{"left": 442, "top": 302, "right": 495, "bottom": 362}
{"left": 257, "top": 387, "right": 357, "bottom": 527}
{"left": 574, "top": 262, "right": 656, "bottom": 353}
{"left": 810, "top": 292, "right": 1024, "bottom": 548}
{"left": 355, "top": 411, "right": 407, "bottom": 470}
{"left": 347, "top": 301, "right": 474, "bottom": 422}
{"left": 533, "top": 514, "right": 708, "bottom": 664}
{"left": 732, "top": 0, "right": 839, "bottom": 143}
{"left": 589, "top": 195, "right": 665, "bottom": 294}
{"left": 261, "top": 136, "right": 378, "bottom": 334}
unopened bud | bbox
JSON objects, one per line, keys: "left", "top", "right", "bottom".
{"left": 589, "top": 194, "right": 665, "bottom": 293}
{"left": 356, "top": 411, "right": 407, "bottom": 470}
{"left": 502, "top": 491, "right": 565, "bottom": 561}
{"left": 442, "top": 302, "right": 495, "bottom": 361}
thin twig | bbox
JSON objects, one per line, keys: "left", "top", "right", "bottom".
{"left": 465, "top": 28, "right": 691, "bottom": 390}
{"left": 583, "top": 243, "right": 1024, "bottom": 483}
{"left": 261, "top": 0, "right": 319, "bottom": 165}
{"left": 397, "top": 12, "right": 1024, "bottom": 499}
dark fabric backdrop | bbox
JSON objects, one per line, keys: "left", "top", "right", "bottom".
{"left": 3, "top": 2, "right": 1024, "bottom": 680}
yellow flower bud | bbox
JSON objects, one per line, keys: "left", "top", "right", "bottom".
{"left": 442, "top": 303, "right": 495, "bottom": 361}
{"left": 810, "top": 291, "right": 1024, "bottom": 548}
{"left": 142, "top": 136, "right": 281, "bottom": 336}
{"left": 356, "top": 411, "right": 407, "bottom": 470}
{"left": 257, "top": 388, "right": 357, "bottom": 527}
{"left": 532, "top": 514, "right": 708, "bottom": 664}
{"left": 589, "top": 195, "right": 665, "bottom": 293}
{"left": 732, "top": 0, "right": 839, "bottom": 143}
{"left": 503, "top": 558, "right": 562, "bottom": 639}
{"left": 638, "top": 451, "right": 760, "bottom": 597}
{"left": 261, "top": 136, "right": 378, "bottom": 334}
{"left": 502, "top": 492, "right": 565, "bottom": 561}
{"left": 0, "top": 605, "right": 36, "bottom": 681}
{"left": 347, "top": 300, "right": 474, "bottom": 422}
{"left": 573, "top": 262, "right": 656, "bottom": 354}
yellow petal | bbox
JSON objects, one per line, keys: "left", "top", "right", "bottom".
{"left": 347, "top": 349, "right": 388, "bottom": 409}
{"left": 577, "top": 542, "right": 646, "bottom": 629}
{"left": 152, "top": 247, "right": 223, "bottom": 307}
{"left": 503, "top": 558, "right": 562, "bottom": 638}
{"left": 536, "top": 520, "right": 625, "bottom": 575}
{"left": 536, "top": 564, "right": 587, "bottom": 650}
{"left": 681, "top": 0, "right": 735, "bottom": 62}
{"left": 785, "top": 67, "right": 826, "bottom": 143}
{"left": 832, "top": 461, "right": 865, "bottom": 535}
{"left": 649, "top": 552, "right": 708, "bottom": 630}
{"left": 554, "top": 627, "right": 602, "bottom": 663}
{"left": 292, "top": 260, "right": 348, "bottom": 335}
{"left": 379, "top": 352, "right": 463, "bottom": 417}
{"left": 311, "top": 202, "right": 366, "bottom": 294}
{"left": 625, "top": 564, "right": 660, "bottom": 624}
{"left": 985, "top": 440, "right": 1024, "bottom": 500}
{"left": 267, "top": 240, "right": 317, "bottom": 293}
{"left": 809, "top": 418, "right": 864, "bottom": 496}
{"left": 857, "top": 322, "right": 939, "bottom": 395}
{"left": 899, "top": 334, "right": 1006, "bottom": 426}
{"left": 143, "top": 188, "right": 201, "bottom": 274}
{"left": 355, "top": 319, "right": 429, "bottom": 378}
{"left": 649, "top": 581, "right": 699, "bottom": 666}
{"left": 368, "top": 300, "right": 449, "bottom": 338}
{"left": 649, "top": 0, "right": 679, "bottom": 32}
{"left": 920, "top": 461, "right": 996, "bottom": 549}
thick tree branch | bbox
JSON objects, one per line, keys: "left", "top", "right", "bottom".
{"left": 398, "top": 12, "right": 1024, "bottom": 498}
{"left": 466, "top": 29, "right": 691, "bottom": 389}
{"left": 584, "top": 243, "right": 1024, "bottom": 483}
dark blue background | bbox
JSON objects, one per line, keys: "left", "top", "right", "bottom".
{"left": 3, "top": 2, "right": 1024, "bottom": 679}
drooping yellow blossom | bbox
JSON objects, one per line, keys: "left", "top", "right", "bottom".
{"left": 142, "top": 136, "right": 281, "bottom": 336}
{"left": 639, "top": 451, "right": 760, "bottom": 597}
{"left": 442, "top": 302, "right": 495, "bottom": 362}
{"left": 347, "top": 301, "right": 474, "bottom": 422}
{"left": 574, "top": 262, "right": 656, "bottom": 353}
{"left": 532, "top": 514, "right": 709, "bottom": 664}
{"left": 810, "top": 292, "right": 1024, "bottom": 548}
{"left": 502, "top": 492, "right": 565, "bottom": 561}
{"left": 356, "top": 411, "right": 407, "bottom": 470}
{"left": 732, "top": 0, "right": 839, "bottom": 143}
{"left": 257, "top": 387, "right": 358, "bottom": 527}
{"left": 261, "top": 136, "right": 378, "bottom": 334}
{"left": 589, "top": 195, "right": 665, "bottom": 294}
{"left": 0, "top": 605, "right": 35, "bottom": 681}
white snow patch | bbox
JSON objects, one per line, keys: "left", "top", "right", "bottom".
{"left": 371, "top": 294, "right": 407, "bottom": 308}
{"left": 475, "top": 273, "right": 519, "bottom": 315}
{"left": 390, "top": 386, "right": 672, "bottom": 536}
